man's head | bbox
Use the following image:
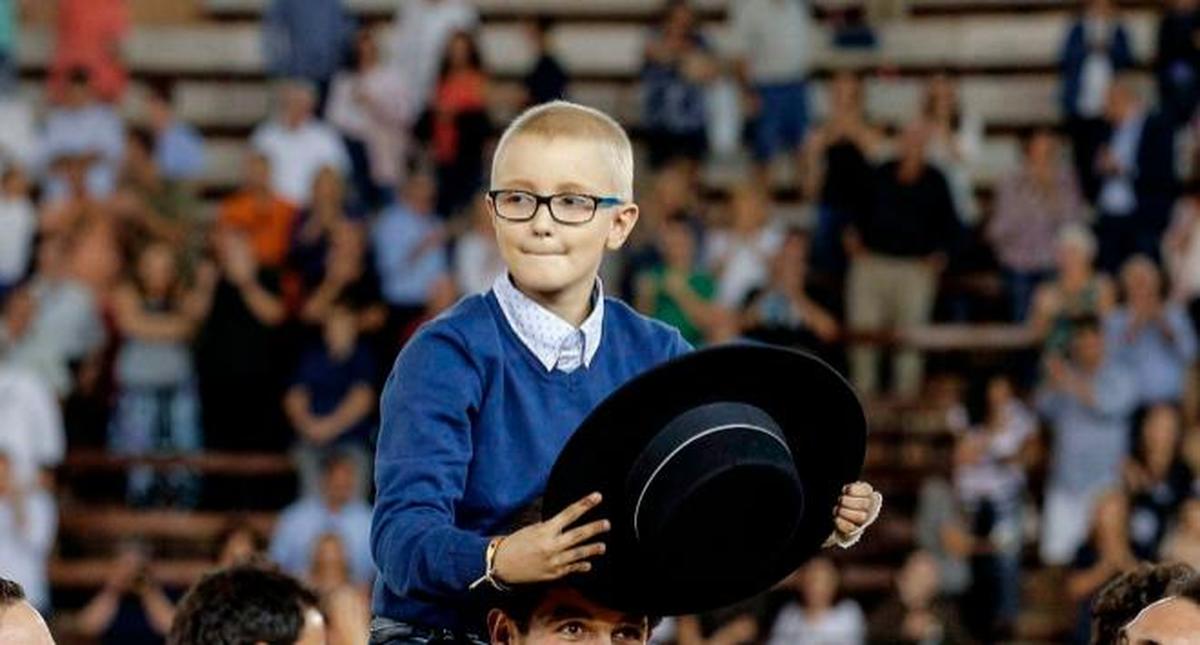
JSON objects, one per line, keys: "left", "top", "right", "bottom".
{"left": 1070, "top": 314, "right": 1106, "bottom": 370}
{"left": 897, "top": 550, "right": 941, "bottom": 609}
{"left": 488, "top": 101, "right": 639, "bottom": 307}
{"left": 0, "top": 578, "right": 54, "bottom": 644}
{"left": 1120, "top": 574, "right": 1200, "bottom": 645}
{"left": 1057, "top": 223, "right": 1098, "bottom": 275}
{"left": 63, "top": 66, "right": 94, "bottom": 108}
{"left": 1092, "top": 562, "right": 1195, "bottom": 645}
{"left": 319, "top": 451, "right": 360, "bottom": 509}
{"left": 487, "top": 584, "right": 650, "bottom": 645}
{"left": 1120, "top": 255, "right": 1163, "bottom": 310}
{"left": 276, "top": 80, "right": 317, "bottom": 129}
{"left": 243, "top": 151, "right": 273, "bottom": 192}
{"left": 167, "top": 563, "right": 325, "bottom": 645}
{"left": 322, "top": 301, "right": 359, "bottom": 358}
{"left": 145, "top": 84, "right": 175, "bottom": 132}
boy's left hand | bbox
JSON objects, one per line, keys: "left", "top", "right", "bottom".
{"left": 825, "top": 481, "right": 883, "bottom": 549}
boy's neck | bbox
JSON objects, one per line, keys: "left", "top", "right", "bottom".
{"left": 511, "top": 274, "right": 595, "bottom": 328}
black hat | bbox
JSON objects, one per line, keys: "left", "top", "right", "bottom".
{"left": 541, "top": 344, "right": 867, "bottom": 616}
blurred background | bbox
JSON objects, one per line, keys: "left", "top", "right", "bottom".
{"left": 2, "top": 0, "right": 1198, "bottom": 642}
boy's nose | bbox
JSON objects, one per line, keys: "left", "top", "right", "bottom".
{"left": 529, "top": 201, "right": 555, "bottom": 235}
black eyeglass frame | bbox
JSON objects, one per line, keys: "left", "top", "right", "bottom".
{"left": 487, "top": 189, "right": 625, "bottom": 225}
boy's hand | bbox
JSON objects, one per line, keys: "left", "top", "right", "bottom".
{"left": 492, "top": 493, "right": 611, "bottom": 584}
{"left": 825, "top": 481, "right": 882, "bottom": 549}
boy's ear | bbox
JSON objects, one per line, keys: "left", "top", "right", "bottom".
{"left": 488, "top": 608, "right": 517, "bottom": 645}
{"left": 605, "top": 203, "right": 639, "bottom": 251}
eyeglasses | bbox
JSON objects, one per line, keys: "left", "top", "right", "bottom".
{"left": 487, "top": 189, "right": 624, "bottom": 225}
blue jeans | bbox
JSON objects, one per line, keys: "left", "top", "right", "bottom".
{"left": 108, "top": 382, "right": 202, "bottom": 507}
{"left": 752, "top": 80, "right": 809, "bottom": 161}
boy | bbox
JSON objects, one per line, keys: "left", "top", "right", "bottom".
{"left": 371, "top": 101, "right": 880, "bottom": 643}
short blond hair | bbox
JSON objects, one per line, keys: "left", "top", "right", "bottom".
{"left": 491, "top": 100, "right": 635, "bottom": 201}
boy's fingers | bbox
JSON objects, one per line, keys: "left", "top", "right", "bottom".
{"left": 552, "top": 543, "right": 606, "bottom": 568}
{"left": 838, "top": 507, "right": 869, "bottom": 524}
{"left": 838, "top": 495, "right": 873, "bottom": 511}
{"left": 558, "top": 519, "right": 611, "bottom": 547}
{"left": 549, "top": 492, "right": 602, "bottom": 529}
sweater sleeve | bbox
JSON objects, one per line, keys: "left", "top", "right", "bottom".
{"left": 370, "top": 324, "right": 491, "bottom": 601}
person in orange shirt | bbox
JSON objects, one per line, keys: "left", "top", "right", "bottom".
{"left": 49, "top": 0, "right": 129, "bottom": 103}
{"left": 218, "top": 151, "right": 297, "bottom": 269}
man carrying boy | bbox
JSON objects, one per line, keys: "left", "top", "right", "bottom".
{"left": 370, "top": 101, "right": 880, "bottom": 644}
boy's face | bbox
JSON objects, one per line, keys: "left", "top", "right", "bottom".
{"left": 490, "top": 133, "right": 638, "bottom": 306}
{"left": 489, "top": 587, "right": 649, "bottom": 645}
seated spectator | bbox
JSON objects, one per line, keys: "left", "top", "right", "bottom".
{"left": 845, "top": 122, "right": 959, "bottom": 399}
{"left": 802, "top": 71, "right": 884, "bottom": 276}
{"left": 109, "top": 243, "right": 217, "bottom": 508}
{"left": 0, "top": 578, "right": 54, "bottom": 644}
{"left": 0, "top": 365, "right": 63, "bottom": 491}
{"left": 765, "top": 557, "right": 864, "bottom": 645}
{"left": 168, "top": 562, "right": 325, "bottom": 645}
{"left": 291, "top": 166, "right": 362, "bottom": 291}
{"left": 416, "top": 31, "right": 490, "bottom": 219}
{"left": 263, "top": 0, "right": 354, "bottom": 104}
{"left": 113, "top": 128, "right": 202, "bottom": 251}
{"left": 307, "top": 533, "right": 370, "bottom": 645}
{"left": 1094, "top": 79, "right": 1178, "bottom": 273}
{"left": 372, "top": 169, "right": 447, "bottom": 347}
{"left": 635, "top": 214, "right": 721, "bottom": 346}
{"left": 39, "top": 67, "right": 124, "bottom": 201}
{"left": 299, "top": 222, "right": 386, "bottom": 333}
{"left": 195, "top": 231, "right": 289, "bottom": 452}
{"left": 218, "top": 151, "right": 298, "bottom": 270}
{"left": 283, "top": 302, "right": 376, "bottom": 495}
{"left": 1161, "top": 497, "right": 1200, "bottom": 568}
{"left": 1028, "top": 225, "right": 1116, "bottom": 358}
{"left": 1157, "top": 0, "right": 1200, "bottom": 124}
{"left": 641, "top": 0, "right": 716, "bottom": 171}
{"left": 76, "top": 542, "right": 178, "bottom": 644}
{"left": 522, "top": 17, "right": 568, "bottom": 107}
{"left": 1039, "top": 316, "right": 1138, "bottom": 565}
{"left": 1106, "top": 256, "right": 1197, "bottom": 406}
{"left": 1164, "top": 179, "right": 1200, "bottom": 329}
{"left": 48, "top": 0, "right": 129, "bottom": 103}
{"left": 706, "top": 182, "right": 783, "bottom": 310}
{"left": 0, "top": 165, "right": 34, "bottom": 298}
{"left": 0, "top": 452, "right": 55, "bottom": 613}
{"left": 1090, "top": 562, "right": 1195, "bottom": 645}
{"left": 269, "top": 451, "right": 373, "bottom": 587}
{"left": 922, "top": 71, "right": 982, "bottom": 226}
{"left": 1060, "top": 0, "right": 1133, "bottom": 203}
{"left": 1067, "top": 490, "right": 1141, "bottom": 644}
{"left": 251, "top": 80, "right": 350, "bottom": 206}
{"left": 329, "top": 25, "right": 413, "bottom": 210}
{"left": 452, "top": 193, "right": 505, "bottom": 296}
{"left": 143, "top": 85, "right": 206, "bottom": 183}
{"left": 867, "top": 550, "right": 970, "bottom": 644}
{"left": 1125, "top": 405, "right": 1193, "bottom": 559}
{"left": 987, "top": 129, "right": 1087, "bottom": 321}
{"left": 214, "top": 519, "right": 267, "bottom": 568}
{"left": 739, "top": 228, "right": 840, "bottom": 358}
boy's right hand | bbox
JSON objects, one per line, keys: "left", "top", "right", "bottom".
{"left": 492, "top": 492, "right": 611, "bottom": 584}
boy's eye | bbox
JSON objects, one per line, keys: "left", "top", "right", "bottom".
{"left": 500, "top": 192, "right": 535, "bottom": 206}
{"left": 554, "top": 194, "right": 593, "bottom": 209}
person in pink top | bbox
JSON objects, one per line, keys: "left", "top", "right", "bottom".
{"left": 49, "top": 0, "right": 129, "bottom": 103}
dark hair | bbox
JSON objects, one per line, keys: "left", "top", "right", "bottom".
{"left": 491, "top": 584, "right": 657, "bottom": 636}
{"left": 438, "top": 30, "right": 484, "bottom": 80}
{"left": 1092, "top": 563, "right": 1195, "bottom": 644}
{"left": 319, "top": 449, "right": 359, "bottom": 477}
{"left": 1169, "top": 571, "right": 1200, "bottom": 602}
{"left": 167, "top": 563, "right": 321, "bottom": 645}
{"left": 0, "top": 578, "right": 25, "bottom": 607}
{"left": 1070, "top": 313, "right": 1102, "bottom": 336}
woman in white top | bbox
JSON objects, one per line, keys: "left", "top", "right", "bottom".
{"left": 767, "top": 556, "right": 865, "bottom": 645}
{"left": 922, "top": 72, "right": 983, "bottom": 226}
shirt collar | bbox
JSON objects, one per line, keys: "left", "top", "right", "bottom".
{"left": 492, "top": 273, "right": 604, "bottom": 372}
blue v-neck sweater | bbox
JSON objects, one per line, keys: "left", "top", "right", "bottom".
{"left": 370, "top": 290, "right": 690, "bottom": 629}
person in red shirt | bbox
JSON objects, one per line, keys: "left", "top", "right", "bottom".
{"left": 218, "top": 152, "right": 298, "bottom": 270}
{"left": 49, "top": 0, "right": 129, "bottom": 103}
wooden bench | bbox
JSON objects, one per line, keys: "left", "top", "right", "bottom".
{"left": 61, "top": 451, "right": 294, "bottom": 476}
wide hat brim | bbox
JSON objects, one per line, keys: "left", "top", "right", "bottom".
{"left": 541, "top": 343, "right": 867, "bottom": 616}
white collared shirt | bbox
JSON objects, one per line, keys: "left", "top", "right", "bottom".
{"left": 492, "top": 273, "right": 604, "bottom": 373}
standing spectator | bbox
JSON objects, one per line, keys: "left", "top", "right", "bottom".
{"left": 1106, "top": 257, "right": 1197, "bottom": 406}
{"left": 283, "top": 302, "right": 377, "bottom": 496}
{"left": 802, "top": 71, "right": 885, "bottom": 277}
{"left": 1164, "top": 179, "right": 1200, "bottom": 327}
{"left": 251, "top": 80, "right": 350, "bottom": 207}
{"left": 1038, "top": 316, "right": 1138, "bottom": 565}
{"left": 1125, "top": 405, "right": 1192, "bottom": 560}
{"left": 1161, "top": 496, "right": 1200, "bottom": 567}
{"left": 328, "top": 26, "right": 415, "bottom": 211}
{"left": 867, "top": 551, "right": 970, "bottom": 645}
{"left": 766, "top": 557, "right": 865, "bottom": 645}
{"left": 845, "top": 123, "right": 959, "bottom": 399}
{"left": 263, "top": 0, "right": 354, "bottom": 107}
{"left": 299, "top": 222, "right": 386, "bottom": 334}
{"left": 217, "top": 152, "right": 298, "bottom": 270}
{"left": 1066, "top": 490, "right": 1140, "bottom": 645}
{"left": 48, "top": 0, "right": 129, "bottom": 103}
{"left": 372, "top": 169, "right": 447, "bottom": 346}
{"left": 290, "top": 166, "right": 362, "bottom": 291}
{"left": 113, "top": 128, "right": 202, "bottom": 251}
{"left": 38, "top": 67, "right": 125, "bottom": 201}
{"left": 386, "top": 0, "right": 479, "bottom": 113}
{"left": 522, "top": 17, "right": 568, "bottom": 107}
{"left": 922, "top": 72, "right": 983, "bottom": 226}
{"left": 1060, "top": 0, "right": 1133, "bottom": 202}
{"left": 730, "top": 0, "right": 816, "bottom": 180}
{"left": 635, "top": 214, "right": 721, "bottom": 346}
{"left": 706, "top": 182, "right": 784, "bottom": 310}
{"left": 0, "top": 166, "right": 33, "bottom": 298}
{"left": 641, "top": 0, "right": 717, "bottom": 171}
{"left": 987, "top": 129, "right": 1087, "bottom": 321}
{"left": 1027, "top": 225, "right": 1116, "bottom": 358}
{"left": 739, "top": 228, "right": 840, "bottom": 358}
{"left": 416, "top": 31, "right": 490, "bottom": 219}
{"left": 0, "top": 453, "right": 55, "bottom": 613}
{"left": 108, "top": 243, "right": 216, "bottom": 508}
{"left": 452, "top": 193, "right": 505, "bottom": 296}
{"left": 1157, "top": 0, "right": 1200, "bottom": 125}
{"left": 143, "top": 85, "right": 206, "bottom": 183}
{"left": 269, "top": 451, "right": 374, "bottom": 587}
{"left": 76, "top": 543, "right": 177, "bottom": 644}
{"left": 1094, "top": 79, "right": 1178, "bottom": 272}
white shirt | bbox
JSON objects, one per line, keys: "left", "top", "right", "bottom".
{"left": 730, "top": 0, "right": 814, "bottom": 83}
{"left": 0, "top": 489, "right": 56, "bottom": 611}
{"left": 707, "top": 225, "right": 785, "bottom": 308}
{"left": 0, "top": 196, "right": 34, "bottom": 285}
{"left": 251, "top": 118, "right": 350, "bottom": 206}
{"left": 492, "top": 273, "right": 604, "bottom": 373}
{"left": 0, "top": 368, "right": 65, "bottom": 490}
{"left": 387, "top": 0, "right": 479, "bottom": 109}
{"left": 0, "top": 97, "right": 37, "bottom": 170}
{"left": 767, "top": 600, "right": 866, "bottom": 645}
{"left": 1077, "top": 17, "right": 1116, "bottom": 118}
{"left": 38, "top": 102, "right": 125, "bottom": 200}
